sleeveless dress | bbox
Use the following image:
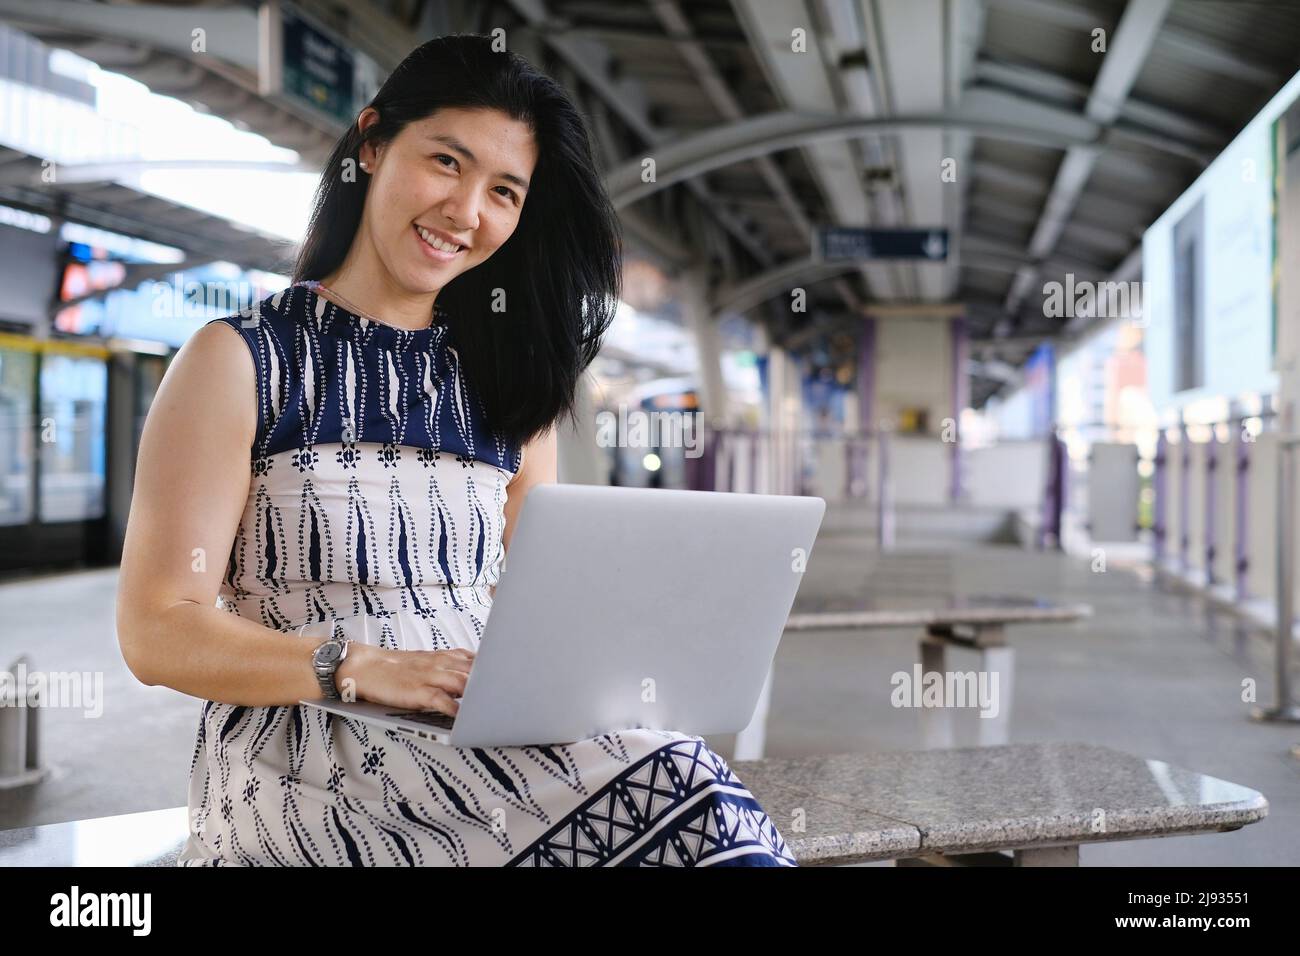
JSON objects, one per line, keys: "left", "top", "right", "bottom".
{"left": 177, "top": 282, "right": 797, "bottom": 866}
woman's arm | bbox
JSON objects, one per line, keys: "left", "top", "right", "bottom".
{"left": 493, "top": 427, "right": 557, "bottom": 593}
{"left": 115, "top": 322, "right": 360, "bottom": 706}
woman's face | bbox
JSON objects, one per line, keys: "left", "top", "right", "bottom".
{"left": 358, "top": 106, "right": 538, "bottom": 293}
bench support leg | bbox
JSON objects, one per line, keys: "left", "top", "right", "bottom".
{"left": 1014, "top": 845, "right": 1079, "bottom": 866}
{"left": 976, "top": 645, "right": 1015, "bottom": 747}
{"left": 733, "top": 662, "right": 774, "bottom": 760}
{"left": 896, "top": 845, "right": 1079, "bottom": 867}
{"left": 918, "top": 639, "right": 954, "bottom": 748}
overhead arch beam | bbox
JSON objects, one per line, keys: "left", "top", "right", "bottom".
{"left": 606, "top": 89, "right": 1212, "bottom": 209}
{"left": 711, "top": 256, "right": 858, "bottom": 317}
{"left": 709, "top": 244, "right": 1108, "bottom": 320}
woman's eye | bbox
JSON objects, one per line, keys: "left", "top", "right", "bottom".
{"left": 434, "top": 154, "right": 458, "bottom": 169}
{"left": 493, "top": 186, "right": 518, "bottom": 203}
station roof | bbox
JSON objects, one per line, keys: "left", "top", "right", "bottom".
{"left": 5, "top": 0, "right": 1299, "bottom": 403}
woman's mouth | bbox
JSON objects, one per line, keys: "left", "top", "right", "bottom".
{"left": 414, "top": 224, "right": 467, "bottom": 262}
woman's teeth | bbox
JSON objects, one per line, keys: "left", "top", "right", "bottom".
{"left": 416, "top": 225, "right": 463, "bottom": 253}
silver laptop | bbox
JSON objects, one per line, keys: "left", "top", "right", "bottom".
{"left": 302, "top": 483, "right": 825, "bottom": 747}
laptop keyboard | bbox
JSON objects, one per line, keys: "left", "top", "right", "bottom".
{"left": 385, "top": 709, "right": 456, "bottom": 730}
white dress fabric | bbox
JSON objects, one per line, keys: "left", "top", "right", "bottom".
{"left": 177, "top": 282, "right": 797, "bottom": 866}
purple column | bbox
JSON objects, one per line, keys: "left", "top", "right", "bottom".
{"left": 858, "top": 316, "right": 877, "bottom": 431}
{"left": 1040, "top": 433, "right": 1066, "bottom": 550}
{"left": 949, "top": 314, "right": 968, "bottom": 502}
{"left": 1153, "top": 431, "right": 1167, "bottom": 563}
{"left": 856, "top": 316, "right": 877, "bottom": 499}
{"left": 687, "top": 423, "right": 718, "bottom": 492}
{"left": 852, "top": 319, "right": 883, "bottom": 504}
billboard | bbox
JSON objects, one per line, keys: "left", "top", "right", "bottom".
{"left": 1141, "top": 70, "right": 1300, "bottom": 410}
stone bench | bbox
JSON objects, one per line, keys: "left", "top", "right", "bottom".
{"left": 0, "top": 805, "right": 189, "bottom": 867}
{"left": 0, "top": 742, "right": 1266, "bottom": 867}
{"left": 731, "top": 742, "right": 1268, "bottom": 866}
{"left": 735, "top": 596, "right": 1093, "bottom": 759}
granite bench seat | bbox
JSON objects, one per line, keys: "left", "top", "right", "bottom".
{"left": 731, "top": 742, "right": 1269, "bottom": 866}
{"left": 0, "top": 742, "right": 1267, "bottom": 867}
{"left": 736, "top": 597, "right": 1095, "bottom": 760}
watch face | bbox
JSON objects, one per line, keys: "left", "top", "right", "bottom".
{"left": 315, "top": 643, "right": 343, "bottom": 665}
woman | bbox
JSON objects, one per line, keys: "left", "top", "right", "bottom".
{"left": 116, "top": 34, "right": 796, "bottom": 866}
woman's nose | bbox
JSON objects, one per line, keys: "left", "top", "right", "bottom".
{"left": 443, "top": 188, "right": 481, "bottom": 232}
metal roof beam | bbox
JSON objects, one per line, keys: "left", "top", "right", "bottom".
{"left": 647, "top": 0, "right": 812, "bottom": 242}
{"left": 868, "top": 0, "right": 950, "bottom": 301}
{"left": 1002, "top": 0, "right": 1170, "bottom": 317}
{"left": 605, "top": 89, "right": 1111, "bottom": 208}
{"left": 712, "top": 256, "right": 859, "bottom": 317}
{"left": 973, "top": 57, "right": 1226, "bottom": 147}
{"left": 987, "top": 0, "right": 1280, "bottom": 87}
{"left": 505, "top": 0, "right": 773, "bottom": 270}
{"left": 731, "top": 0, "right": 898, "bottom": 308}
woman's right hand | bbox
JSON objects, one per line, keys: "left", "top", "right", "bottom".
{"left": 336, "top": 643, "right": 475, "bottom": 715}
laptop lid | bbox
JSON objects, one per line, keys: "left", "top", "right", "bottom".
{"left": 447, "top": 484, "right": 825, "bottom": 747}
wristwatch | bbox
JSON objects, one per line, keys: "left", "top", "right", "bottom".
{"left": 312, "top": 636, "right": 350, "bottom": 699}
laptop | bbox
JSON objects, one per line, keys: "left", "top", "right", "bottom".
{"left": 302, "top": 483, "right": 825, "bottom": 747}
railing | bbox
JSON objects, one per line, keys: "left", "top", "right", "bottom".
{"left": 676, "top": 424, "right": 1056, "bottom": 553}
{"left": 684, "top": 425, "right": 897, "bottom": 551}
{"left": 1150, "top": 406, "right": 1278, "bottom": 602}
{"left": 1141, "top": 405, "right": 1299, "bottom": 738}
{"left": 1253, "top": 433, "right": 1300, "bottom": 727}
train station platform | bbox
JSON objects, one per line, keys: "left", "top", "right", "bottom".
{"left": 3, "top": 527, "right": 1294, "bottom": 866}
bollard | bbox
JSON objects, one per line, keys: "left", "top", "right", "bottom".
{"left": 0, "top": 655, "right": 46, "bottom": 790}
{"left": 1251, "top": 437, "right": 1300, "bottom": 730}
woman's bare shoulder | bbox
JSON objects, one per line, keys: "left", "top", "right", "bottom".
{"left": 152, "top": 319, "right": 259, "bottom": 445}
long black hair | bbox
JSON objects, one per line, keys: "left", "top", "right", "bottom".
{"left": 293, "top": 33, "right": 621, "bottom": 448}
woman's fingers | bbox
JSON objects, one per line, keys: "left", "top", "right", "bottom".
{"left": 432, "top": 653, "right": 474, "bottom": 675}
{"left": 425, "top": 665, "right": 470, "bottom": 698}
{"left": 426, "top": 687, "right": 460, "bottom": 715}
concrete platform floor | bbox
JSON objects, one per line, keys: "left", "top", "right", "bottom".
{"left": 1, "top": 521, "right": 1297, "bottom": 865}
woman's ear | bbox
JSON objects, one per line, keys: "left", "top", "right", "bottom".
{"left": 356, "top": 108, "right": 379, "bottom": 174}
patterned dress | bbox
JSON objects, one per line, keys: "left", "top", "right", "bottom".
{"left": 177, "top": 282, "right": 797, "bottom": 866}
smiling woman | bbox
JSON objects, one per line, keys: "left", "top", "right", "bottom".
{"left": 294, "top": 35, "right": 618, "bottom": 447}
{"left": 327, "top": 107, "right": 536, "bottom": 319}
{"left": 115, "top": 33, "right": 797, "bottom": 867}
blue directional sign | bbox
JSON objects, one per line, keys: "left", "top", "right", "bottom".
{"left": 817, "top": 227, "right": 949, "bottom": 261}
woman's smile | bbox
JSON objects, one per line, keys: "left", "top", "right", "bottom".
{"left": 413, "top": 223, "right": 468, "bottom": 262}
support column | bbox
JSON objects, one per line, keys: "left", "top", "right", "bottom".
{"left": 682, "top": 267, "right": 729, "bottom": 429}
{"left": 858, "top": 316, "right": 877, "bottom": 434}
{"left": 762, "top": 346, "right": 798, "bottom": 495}
{"left": 855, "top": 316, "right": 877, "bottom": 499}
{"left": 555, "top": 374, "right": 609, "bottom": 485}
{"left": 949, "top": 314, "right": 968, "bottom": 502}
